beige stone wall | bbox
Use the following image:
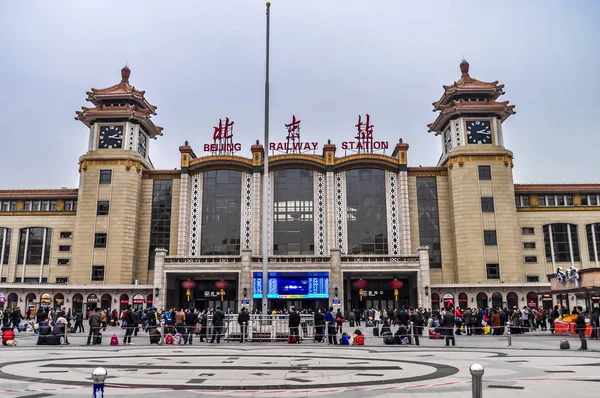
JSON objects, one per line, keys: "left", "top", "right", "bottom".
{"left": 0, "top": 215, "right": 76, "bottom": 282}
{"left": 517, "top": 209, "right": 600, "bottom": 277}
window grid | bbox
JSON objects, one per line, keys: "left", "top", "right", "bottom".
{"left": 99, "top": 170, "right": 112, "bottom": 184}
{"left": 94, "top": 233, "right": 107, "bottom": 248}
{"left": 484, "top": 230, "right": 497, "bottom": 246}
{"left": 486, "top": 263, "right": 500, "bottom": 279}
{"left": 478, "top": 165, "right": 492, "bottom": 181}
{"left": 17, "top": 228, "right": 52, "bottom": 265}
{"left": 543, "top": 223, "right": 580, "bottom": 263}
{"left": 91, "top": 266, "right": 105, "bottom": 281}
{"left": 481, "top": 197, "right": 495, "bottom": 213}
{"left": 148, "top": 180, "right": 173, "bottom": 269}
{"left": 96, "top": 201, "right": 110, "bottom": 216}
{"left": 416, "top": 177, "right": 442, "bottom": 268}
{"left": 0, "top": 228, "right": 11, "bottom": 265}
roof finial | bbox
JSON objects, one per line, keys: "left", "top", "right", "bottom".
{"left": 121, "top": 64, "right": 131, "bottom": 83}
{"left": 459, "top": 58, "right": 470, "bottom": 77}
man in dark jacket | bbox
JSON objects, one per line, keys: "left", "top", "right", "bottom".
{"left": 442, "top": 308, "right": 456, "bottom": 346}
{"left": 353, "top": 308, "right": 362, "bottom": 327}
{"left": 123, "top": 305, "right": 135, "bottom": 345}
{"left": 314, "top": 309, "right": 325, "bottom": 342}
{"left": 184, "top": 309, "right": 198, "bottom": 345}
{"left": 575, "top": 306, "right": 587, "bottom": 350}
{"left": 463, "top": 309, "right": 472, "bottom": 335}
{"left": 210, "top": 307, "right": 225, "bottom": 344}
{"left": 288, "top": 306, "right": 301, "bottom": 343}
{"left": 237, "top": 307, "right": 250, "bottom": 343}
{"left": 398, "top": 308, "right": 409, "bottom": 327}
{"left": 409, "top": 309, "right": 420, "bottom": 345}
{"left": 86, "top": 308, "right": 102, "bottom": 345}
{"left": 11, "top": 308, "right": 23, "bottom": 332}
{"left": 74, "top": 310, "right": 84, "bottom": 333}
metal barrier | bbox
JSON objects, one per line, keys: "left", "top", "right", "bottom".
{"left": 202, "top": 314, "right": 316, "bottom": 343}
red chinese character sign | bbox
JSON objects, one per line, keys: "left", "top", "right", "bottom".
{"left": 341, "top": 114, "right": 389, "bottom": 153}
{"left": 269, "top": 115, "right": 318, "bottom": 153}
{"left": 203, "top": 117, "right": 242, "bottom": 154}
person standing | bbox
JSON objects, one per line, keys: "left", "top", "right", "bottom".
{"left": 442, "top": 306, "right": 456, "bottom": 346}
{"left": 575, "top": 306, "right": 587, "bottom": 350}
{"left": 314, "top": 309, "right": 325, "bottom": 343}
{"left": 11, "top": 307, "right": 23, "bottom": 332}
{"left": 237, "top": 307, "right": 249, "bottom": 343}
{"left": 335, "top": 308, "right": 344, "bottom": 334}
{"left": 210, "top": 306, "right": 225, "bottom": 344}
{"left": 289, "top": 306, "right": 301, "bottom": 343}
{"left": 185, "top": 309, "right": 198, "bottom": 345}
{"left": 123, "top": 305, "right": 135, "bottom": 345}
{"left": 549, "top": 305, "right": 559, "bottom": 334}
{"left": 86, "top": 308, "right": 102, "bottom": 345}
{"left": 353, "top": 308, "right": 362, "bottom": 327}
{"left": 175, "top": 308, "right": 186, "bottom": 337}
{"left": 325, "top": 307, "right": 338, "bottom": 345}
{"left": 74, "top": 310, "right": 84, "bottom": 333}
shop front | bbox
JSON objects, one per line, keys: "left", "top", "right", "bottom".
{"left": 345, "top": 277, "right": 411, "bottom": 312}
{"left": 165, "top": 274, "right": 239, "bottom": 312}
{"left": 53, "top": 293, "right": 64, "bottom": 310}
{"left": 120, "top": 294, "right": 129, "bottom": 311}
{"left": 132, "top": 294, "right": 145, "bottom": 310}
{"left": 547, "top": 267, "right": 600, "bottom": 314}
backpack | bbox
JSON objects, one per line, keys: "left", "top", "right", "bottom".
{"left": 355, "top": 334, "right": 365, "bottom": 345}
{"left": 165, "top": 333, "right": 174, "bottom": 345}
{"left": 110, "top": 334, "right": 119, "bottom": 345}
{"left": 341, "top": 335, "right": 350, "bottom": 345}
{"left": 173, "top": 333, "right": 183, "bottom": 345}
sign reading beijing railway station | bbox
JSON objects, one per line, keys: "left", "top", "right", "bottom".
{"left": 269, "top": 115, "right": 319, "bottom": 153}
{"left": 341, "top": 114, "right": 389, "bottom": 152}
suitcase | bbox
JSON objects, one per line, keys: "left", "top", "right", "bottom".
{"left": 429, "top": 330, "right": 443, "bottom": 339}
{"left": 382, "top": 332, "right": 394, "bottom": 345}
{"left": 373, "top": 327, "right": 379, "bottom": 337}
{"left": 93, "top": 332, "right": 102, "bottom": 345}
{"left": 287, "top": 335, "right": 298, "bottom": 344}
{"left": 560, "top": 339, "right": 570, "bottom": 349}
{"left": 349, "top": 320, "right": 355, "bottom": 327}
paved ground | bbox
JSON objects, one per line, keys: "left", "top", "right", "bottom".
{"left": 1, "top": 326, "right": 599, "bottom": 397}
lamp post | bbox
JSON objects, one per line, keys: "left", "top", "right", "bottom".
{"left": 261, "top": 2, "right": 271, "bottom": 315}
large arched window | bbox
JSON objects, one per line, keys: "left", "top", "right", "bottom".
{"left": 431, "top": 293, "right": 440, "bottom": 311}
{"left": 201, "top": 170, "right": 242, "bottom": 255}
{"left": 492, "top": 292, "right": 503, "bottom": 309}
{"left": 458, "top": 292, "right": 468, "bottom": 309}
{"left": 17, "top": 227, "right": 52, "bottom": 265}
{"left": 346, "top": 169, "right": 388, "bottom": 254}
{"left": 0, "top": 228, "right": 12, "bottom": 267}
{"left": 273, "top": 169, "right": 314, "bottom": 255}
{"left": 543, "top": 223, "right": 580, "bottom": 263}
{"left": 507, "top": 292, "right": 518, "bottom": 309}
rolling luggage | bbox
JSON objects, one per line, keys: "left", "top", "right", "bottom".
{"left": 93, "top": 332, "right": 102, "bottom": 345}
{"left": 382, "top": 331, "right": 394, "bottom": 345}
{"left": 373, "top": 327, "right": 379, "bottom": 337}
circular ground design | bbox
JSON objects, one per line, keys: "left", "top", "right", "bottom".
{"left": 0, "top": 352, "right": 459, "bottom": 390}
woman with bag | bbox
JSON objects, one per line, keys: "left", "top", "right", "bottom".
{"left": 335, "top": 309, "right": 344, "bottom": 334}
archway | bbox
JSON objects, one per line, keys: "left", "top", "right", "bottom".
{"left": 101, "top": 294, "right": 112, "bottom": 310}
{"left": 147, "top": 294, "right": 153, "bottom": 309}
{"left": 476, "top": 292, "right": 488, "bottom": 309}
{"left": 119, "top": 294, "right": 129, "bottom": 311}
{"left": 431, "top": 293, "right": 440, "bottom": 311}
{"left": 507, "top": 292, "right": 518, "bottom": 309}
{"left": 72, "top": 293, "right": 83, "bottom": 313}
{"left": 132, "top": 294, "right": 145, "bottom": 311}
{"left": 25, "top": 293, "right": 37, "bottom": 317}
{"left": 443, "top": 293, "right": 454, "bottom": 310}
{"left": 458, "top": 292, "right": 468, "bottom": 309}
{"left": 53, "top": 293, "right": 64, "bottom": 311}
{"left": 7, "top": 293, "right": 18, "bottom": 310}
{"left": 491, "top": 292, "right": 502, "bottom": 309}
{"left": 87, "top": 294, "right": 98, "bottom": 313}
{"left": 0, "top": 293, "right": 5, "bottom": 309}
{"left": 40, "top": 293, "right": 52, "bottom": 309}
{"left": 527, "top": 292, "right": 539, "bottom": 309}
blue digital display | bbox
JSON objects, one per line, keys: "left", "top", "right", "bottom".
{"left": 253, "top": 272, "right": 329, "bottom": 299}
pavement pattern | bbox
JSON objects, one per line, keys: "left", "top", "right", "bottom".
{"left": 0, "top": 326, "right": 599, "bottom": 397}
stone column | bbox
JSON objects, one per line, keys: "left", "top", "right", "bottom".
{"left": 323, "top": 141, "right": 336, "bottom": 254}
{"left": 330, "top": 248, "right": 343, "bottom": 312}
{"left": 418, "top": 246, "right": 431, "bottom": 309}
{"left": 251, "top": 142, "right": 264, "bottom": 256}
{"left": 178, "top": 142, "right": 196, "bottom": 255}
{"left": 239, "top": 249, "right": 253, "bottom": 310}
{"left": 392, "top": 140, "right": 411, "bottom": 254}
{"left": 153, "top": 248, "right": 167, "bottom": 310}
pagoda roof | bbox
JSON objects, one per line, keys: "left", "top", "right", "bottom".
{"left": 84, "top": 66, "right": 157, "bottom": 113}
{"left": 428, "top": 98, "right": 516, "bottom": 133}
{"left": 432, "top": 60, "right": 505, "bottom": 109}
{"left": 76, "top": 103, "right": 163, "bottom": 138}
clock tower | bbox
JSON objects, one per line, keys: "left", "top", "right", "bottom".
{"left": 428, "top": 60, "right": 521, "bottom": 284}
{"left": 71, "top": 66, "right": 163, "bottom": 285}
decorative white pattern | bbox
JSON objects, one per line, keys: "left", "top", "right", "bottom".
{"left": 127, "top": 124, "right": 136, "bottom": 151}
{"left": 242, "top": 173, "right": 252, "bottom": 249}
{"left": 453, "top": 120, "right": 462, "bottom": 147}
{"left": 315, "top": 172, "right": 326, "bottom": 255}
{"left": 267, "top": 173, "right": 272, "bottom": 255}
{"left": 189, "top": 173, "right": 202, "bottom": 256}
{"left": 387, "top": 171, "right": 400, "bottom": 255}
{"left": 334, "top": 172, "right": 347, "bottom": 254}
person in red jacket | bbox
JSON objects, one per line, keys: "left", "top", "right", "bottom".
{"left": 454, "top": 307, "right": 464, "bottom": 335}
{"left": 2, "top": 327, "right": 16, "bottom": 345}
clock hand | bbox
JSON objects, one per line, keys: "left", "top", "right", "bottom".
{"left": 477, "top": 131, "right": 491, "bottom": 135}
{"left": 108, "top": 134, "right": 122, "bottom": 139}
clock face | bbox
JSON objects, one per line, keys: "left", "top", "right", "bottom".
{"left": 137, "top": 130, "right": 147, "bottom": 157}
{"left": 444, "top": 128, "right": 452, "bottom": 152}
{"left": 98, "top": 125, "right": 123, "bottom": 149}
{"left": 466, "top": 120, "right": 492, "bottom": 144}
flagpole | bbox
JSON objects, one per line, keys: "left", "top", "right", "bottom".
{"left": 261, "top": 2, "right": 271, "bottom": 315}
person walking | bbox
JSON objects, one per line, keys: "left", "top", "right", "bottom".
{"left": 442, "top": 306, "right": 456, "bottom": 346}
{"left": 237, "top": 307, "right": 249, "bottom": 343}
{"left": 86, "top": 308, "right": 102, "bottom": 345}
{"left": 123, "top": 305, "right": 135, "bottom": 345}
{"left": 289, "top": 306, "right": 301, "bottom": 343}
{"left": 575, "top": 306, "right": 587, "bottom": 350}
{"left": 210, "top": 306, "right": 225, "bottom": 344}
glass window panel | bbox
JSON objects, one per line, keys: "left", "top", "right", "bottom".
{"left": 416, "top": 177, "right": 441, "bottom": 268}
{"left": 148, "top": 180, "right": 173, "bottom": 269}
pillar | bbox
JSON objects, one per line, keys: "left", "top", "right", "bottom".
{"left": 330, "top": 248, "right": 343, "bottom": 312}
{"left": 323, "top": 141, "right": 336, "bottom": 253}
{"left": 153, "top": 248, "right": 167, "bottom": 310}
{"left": 418, "top": 246, "right": 431, "bottom": 309}
{"left": 177, "top": 142, "right": 195, "bottom": 256}
{"left": 239, "top": 249, "right": 253, "bottom": 310}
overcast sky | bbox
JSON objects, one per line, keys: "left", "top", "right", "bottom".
{"left": 1, "top": 1, "right": 598, "bottom": 189}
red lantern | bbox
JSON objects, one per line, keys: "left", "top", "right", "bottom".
{"left": 181, "top": 279, "right": 196, "bottom": 290}
{"left": 353, "top": 279, "right": 368, "bottom": 289}
{"left": 389, "top": 279, "right": 403, "bottom": 289}
{"left": 215, "top": 280, "right": 229, "bottom": 290}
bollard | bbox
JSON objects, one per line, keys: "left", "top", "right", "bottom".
{"left": 92, "top": 367, "right": 107, "bottom": 398}
{"left": 410, "top": 321, "right": 415, "bottom": 345}
{"left": 506, "top": 321, "right": 512, "bottom": 347}
{"left": 161, "top": 321, "right": 165, "bottom": 345}
{"left": 242, "top": 321, "right": 247, "bottom": 343}
{"left": 469, "top": 363, "right": 484, "bottom": 398}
